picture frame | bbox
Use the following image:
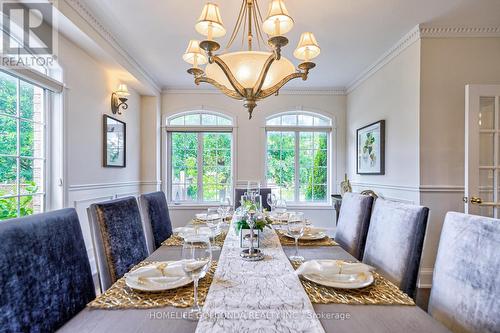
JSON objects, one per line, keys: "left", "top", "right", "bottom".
{"left": 103, "top": 115, "right": 126, "bottom": 168}
{"left": 356, "top": 120, "right": 385, "bottom": 175}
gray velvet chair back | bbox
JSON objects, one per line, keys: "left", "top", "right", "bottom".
{"left": 362, "top": 199, "right": 429, "bottom": 298}
{"left": 234, "top": 188, "right": 272, "bottom": 211}
{"left": 428, "top": 212, "right": 500, "bottom": 333}
{"left": 335, "top": 193, "right": 374, "bottom": 260}
{"left": 0, "top": 208, "right": 95, "bottom": 332}
{"left": 139, "top": 191, "right": 173, "bottom": 253}
{"left": 88, "top": 196, "right": 148, "bottom": 292}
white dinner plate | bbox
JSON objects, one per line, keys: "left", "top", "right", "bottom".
{"left": 195, "top": 213, "right": 221, "bottom": 221}
{"left": 175, "top": 226, "right": 222, "bottom": 240}
{"left": 125, "top": 261, "right": 192, "bottom": 292}
{"left": 300, "top": 260, "right": 374, "bottom": 289}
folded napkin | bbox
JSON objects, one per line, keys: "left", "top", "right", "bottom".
{"left": 296, "top": 260, "right": 374, "bottom": 280}
{"left": 126, "top": 261, "right": 186, "bottom": 286}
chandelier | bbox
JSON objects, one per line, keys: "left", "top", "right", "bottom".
{"left": 183, "top": 0, "right": 320, "bottom": 119}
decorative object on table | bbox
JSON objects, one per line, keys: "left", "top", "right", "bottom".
{"left": 103, "top": 115, "right": 126, "bottom": 167}
{"left": 110, "top": 84, "right": 130, "bottom": 115}
{"left": 183, "top": 0, "right": 320, "bottom": 119}
{"left": 286, "top": 212, "right": 306, "bottom": 262}
{"left": 339, "top": 173, "right": 352, "bottom": 196}
{"left": 356, "top": 120, "right": 385, "bottom": 175}
{"left": 239, "top": 210, "right": 267, "bottom": 261}
{"left": 277, "top": 230, "right": 338, "bottom": 247}
{"left": 292, "top": 261, "right": 414, "bottom": 306}
{"left": 181, "top": 236, "right": 212, "bottom": 319}
{"left": 87, "top": 260, "right": 218, "bottom": 309}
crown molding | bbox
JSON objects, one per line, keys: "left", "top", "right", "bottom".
{"left": 346, "top": 24, "right": 500, "bottom": 94}
{"left": 162, "top": 87, "right": 346, "bottom": 96}
{"left": 62, "top": 0, "right": 161, "bottom": 94}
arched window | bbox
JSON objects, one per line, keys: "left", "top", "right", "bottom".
{"left": 265, "top": 111, "right": 332, "bottom": 203}
{"left": 166, "top": 111, "right": 234, "bottom": 203}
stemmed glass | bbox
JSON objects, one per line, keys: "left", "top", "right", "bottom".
{"left": 206, "top": 207, "right": 222, "bottom": 251}
{"left": 275, "top": 198, "right": 287, "bottom": 223}
{"left": 287, "top": 212, "right": 305, "bottom": 262}
{"left": 218, "top": 197, "right": 232, "bottom": 221}
{"left": 267, "top": 193, "right": 277, "bottom": 212}
{"left": 247, "top": 181, "right": 260, "bottom": 201}
{"left": 182, "top": 236, "right": 212, "bottom": 319}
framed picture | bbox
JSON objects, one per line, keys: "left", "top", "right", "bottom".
{"left": 357, "top": 120, "right": 385, "bottom": 175}
{"left": 103, "top": 115, "right": 126, "bottom": 168}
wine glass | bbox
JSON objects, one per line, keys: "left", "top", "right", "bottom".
{"left": 182, "top": 236, "right": 212, "bottom": 319}
{"left": 287, "top": 212, "right": 305, "bottom": 262}
{"left": 254, "top": 194, "right": 263, "bottom": 213}
{"left": 247, "top": 181, "right": 260, "bottom": 201}
{"left": 206, "top": 207, "right": 222, "bottom": 251}
{"left": 275, "top": 198, "right": 287, "bottom": 223}
{"left": 218, "top": 197, "right": 232, "bottom": 221}
{"left": 267, "top": 193, "right": 277, "bottom": 212}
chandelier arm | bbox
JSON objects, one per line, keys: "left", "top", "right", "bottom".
{"left": 212, "top": 55, "right": 247, "bottom": 96}
{"left": 195, "top": 77, "right": 243, "bottom": 100}
{"left": 226, "top": 0, "right": 246, "bottom": 50}
{"left": 252, "top": 53, "right": 276, "bottom": 95}
{"left": 253, "top": 1, "right": 267, "bottom": 49}
{"left": 257, "top": 72, "right": 306, "bottom": 99}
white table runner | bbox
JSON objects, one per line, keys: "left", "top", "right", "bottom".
{"left": 196, "top": 225, "right": 325, "bottom": 333}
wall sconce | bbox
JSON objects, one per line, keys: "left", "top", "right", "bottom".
{"left": 111, "top": 84, "right": 130, "bottom": 115}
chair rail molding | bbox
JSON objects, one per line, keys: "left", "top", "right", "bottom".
{"left": 68, "top": 180, "right": 161, "bottom": 192}
{"left": 346, "top": 24, "right": 500, "bottom": 94}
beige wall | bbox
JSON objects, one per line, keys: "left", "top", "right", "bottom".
{"left": 346, "top": 41, "right": 421, "bottom": 204}
{"left": 162, "top": 91, "right": 347, "bottom": 229}
{"left": 419, "top": 37, "right": 500, "bottom": 283}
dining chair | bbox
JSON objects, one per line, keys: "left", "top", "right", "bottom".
{"left": 139, "top": 191, "right": 173, "bottom": 253}
{"left": 234, "top": 187, "right": 272, "bottom": 211}
{"left": 362, "top": 198, "right": 429, "bottom": 298}
{"left": 334, "top": 192, "right": 374, "bottom": 260}
{"left": 0, "top": 208, "right": 95, "bottom": 332}
{"left": 428, "top": 212, "right": 500, "bottom": 333}
{"left": 88, "top": 196, "right": 148, "bottom": 292}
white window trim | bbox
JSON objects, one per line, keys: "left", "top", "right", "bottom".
{"left": 163, "top": 110, "right": 237, "bottom": 206}
{"left": 265, "top": 111, "right": 334, "bottom": 205}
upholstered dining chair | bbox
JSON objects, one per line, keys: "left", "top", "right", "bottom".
{"left": 362, "top": 199, "right": 429, "bottom": 298}
{"left": 234, "top": 188, "right": 272, "bottom": 211}
{"left": 139, "top": 191, "right": 173, "bottom": 253}
{"left": 88, "top": 196, "right": 148, "bottom": 292}
{"left": 428, "top": 212, "right": 500, "bottom": 333}
{"left": 335, "top": 192, "right": 374, "bottom": 260}
{"left": 0, "top": 208, "right": 95, "bottom": 332}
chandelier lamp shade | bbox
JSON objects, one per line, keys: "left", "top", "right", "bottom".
{"left": 183, "top": 0, "right": 320, "bottom": 119}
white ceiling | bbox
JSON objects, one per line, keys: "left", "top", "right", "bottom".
{"left": 83, "top": 0, "right": 500, "bottom": 90}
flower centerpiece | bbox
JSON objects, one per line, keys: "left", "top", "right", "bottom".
{"left": 234, "top": 198, "right": 272, "bottom": 249}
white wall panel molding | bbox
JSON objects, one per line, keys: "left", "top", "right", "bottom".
{"left": 419, "top": 185, "right": 464, "bottom": 193}
{"left": 68, "top": 181, "right": 160, "bottom": 192}
{"left": 351, "top": 181, "right": 420, "bottom": 192}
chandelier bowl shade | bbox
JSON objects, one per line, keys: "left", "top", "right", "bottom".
{"left": 205, "top": 51, "right": 295, "bottom": 91}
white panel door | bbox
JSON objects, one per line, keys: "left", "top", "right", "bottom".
{"left": 465, "top": 85, "right": 500, "bottom": 217}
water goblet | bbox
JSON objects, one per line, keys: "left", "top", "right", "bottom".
{"left": 182, "top": 236, "right": 212, "bottom": 319}
{"left": 287, "top": 212, "right": 305, "bottom": 262}
{"left": 267, "top": 193, "right": 277, "bottom": 212}
{"left": 206, "top": 207, "right": 222, "bottom": 251}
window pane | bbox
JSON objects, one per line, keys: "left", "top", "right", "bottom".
{"left": 184, "top": 114, "right": 200, "bottom": 125}
{"left": 169, "top": 116, "right": 184, "bottom": 125}
{"left": 217, "top": 117, "right": 231, "bottom": 126}
{"left": 0, "top": 196, "right": 18, "bottom": 220}
{"left": 299, "top": 131, "right": 328, "bottom": 202}
{"left": 298, "top": 114, "right": 313, "bottom": 126}
{"left": 282, "top": 114, "right": 297, "bottom": 126}
{"left": 20, "top": 81, "right": 43, "bottom": 121}
{"left": 0, "top": 72, "right": 17, "bottom": 116}
{"left": 313, "top": 116, "right": 329, "bottom": 126}
{"left": 171, "top": 132, "right": 198, "bottom": 201}
{"left": 267, "top": 131, "right": 295, "bottom": 201}
{"left": 202, "top": 133, "right": 232, "bottom": 201}
{"left": 266, "top": 117, "right": 281, "bottom": 126}
{"left": 0, "top": 115, "right": 17, "bottom": 155}
{"left": 20, "top": 120, "right": 43, "bottom": 158}
{"left": 201, "top": 114, "right": 217, "bottom": 125}
{"left": 0, "top": 156, "right": 17, "bottom": 196}
{"left": 299, "top": 132, "right": 313, "bottom": 150}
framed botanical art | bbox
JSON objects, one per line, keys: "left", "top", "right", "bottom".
{"left": 357, "top": 120, "right": 385, "bottom": 175}
{"left": 103, "top": 115, "right": 126, "bottom": 168}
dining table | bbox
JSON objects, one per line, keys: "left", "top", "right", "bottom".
{"left": 58, "top": 219, "right": 450, "bottom": 333}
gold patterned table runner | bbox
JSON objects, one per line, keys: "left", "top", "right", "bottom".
{"left": 276, "top": 230, "right": 338, "bottom": 247}
{"left": 291, "top": 262, "right": 414, "bottom": 306}
{"left": 87, "top": 260, "right": 218, "bottom": 309}
{"left": 162, "top": 231, "right": 227, "bottom": 247}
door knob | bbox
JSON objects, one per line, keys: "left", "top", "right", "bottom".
{"left": 470, "top": 197, "right": 483, "bottom": 204}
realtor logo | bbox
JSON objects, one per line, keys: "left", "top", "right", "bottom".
{"left": 1, "top": 1, "right": 57, "bottom": 67}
